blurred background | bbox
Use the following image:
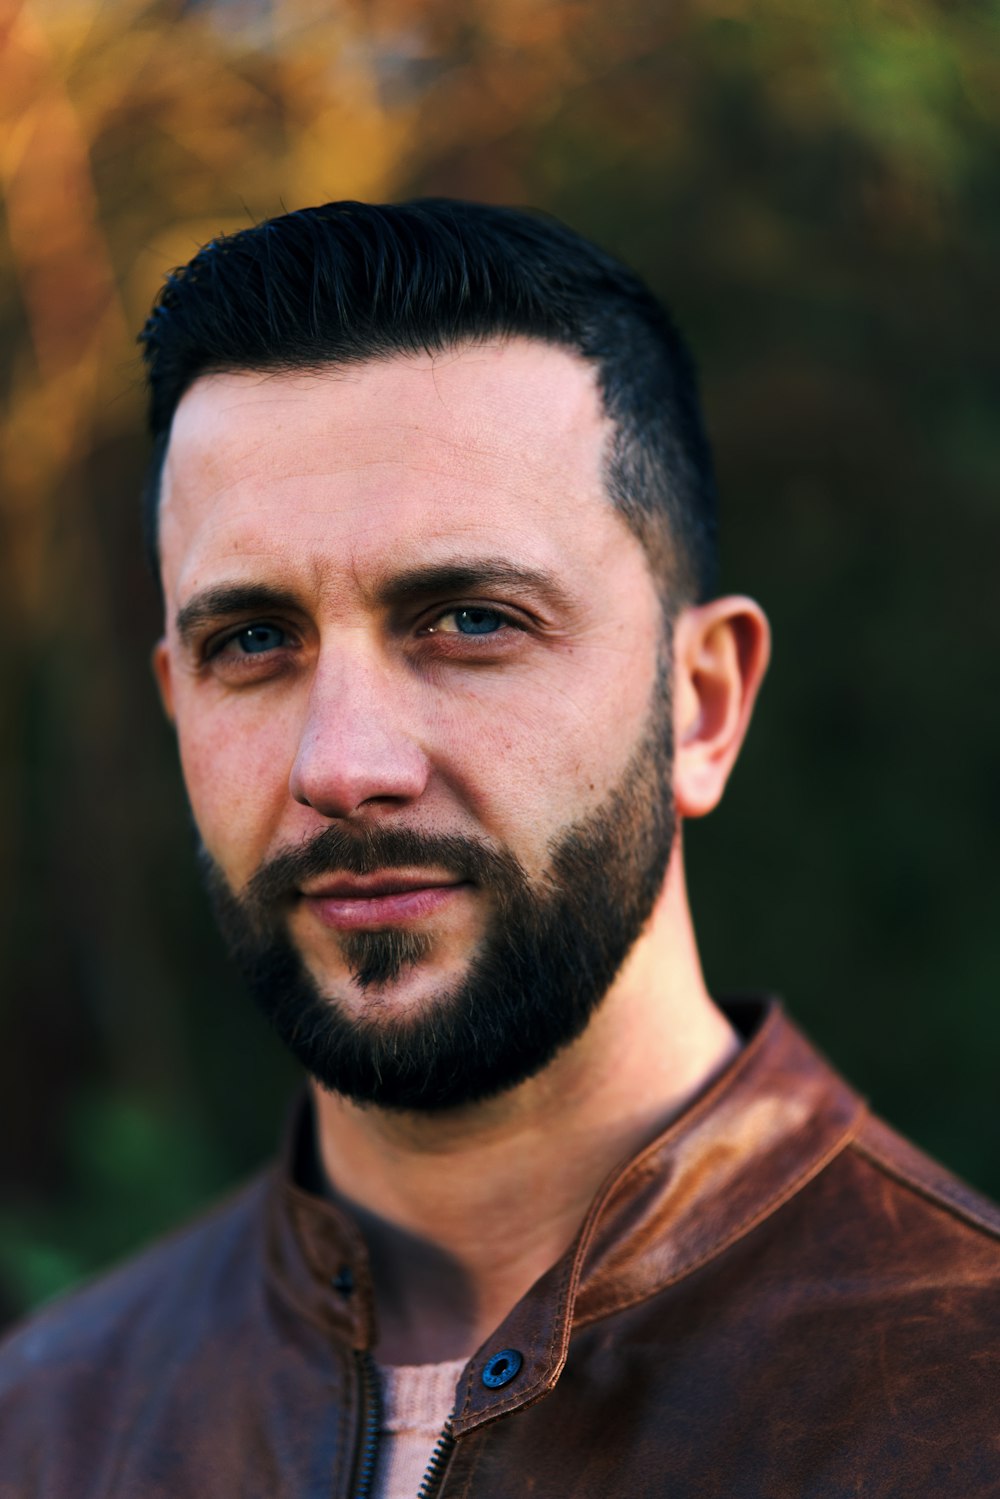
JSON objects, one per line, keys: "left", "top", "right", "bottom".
{"left": 2, "top": 0, "right": 999, "bottom": 1328}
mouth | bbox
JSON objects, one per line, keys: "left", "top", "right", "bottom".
{"left": 299, "top": 872, "right": 469, "bottom": 930}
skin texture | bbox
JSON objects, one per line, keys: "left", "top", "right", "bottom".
{"left": 154, "top": 339, "right": 770, "bottom": 1362}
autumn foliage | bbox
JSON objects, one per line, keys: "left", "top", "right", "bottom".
{"left": 2, "top": 0, "right": 999, "bottom": 1320}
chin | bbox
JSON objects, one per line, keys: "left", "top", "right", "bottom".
{"left": 315, "top": 953, "right": 471, "bottom": 1020}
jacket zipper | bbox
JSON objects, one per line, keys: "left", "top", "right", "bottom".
{"left": 416, "top": 1421, "right": 456, "bottom": 1499}
{"left": 351, "top": 1350, "right": 383, "bottom": 1499}
{"left": 351, "top": 1349, "right": 458, "bottom": 1499}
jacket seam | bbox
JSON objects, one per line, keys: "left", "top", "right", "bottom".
{"left": 449, "top": 1430, "right": 485, "bottom": 1499}
{"left": 335, "top": 1342, "right": 355, "bottom": 1498}
{"left": 265, "top": 1269, "right": 360, "bottom": 1343}
{"left": 457, "top": 1246, "right": 576, "bottom": 1423}
{"left": 572, "top": 1101, "right": 867, "bottom": 1329}
{"left": 849, "top": 1134, "right": 1000, "bottom": 1240}
{"left": 596, "top": 1004, "right": 786, "bottom": 1202}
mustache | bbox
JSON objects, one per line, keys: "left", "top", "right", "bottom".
{"left": 207, "top": 823, "right": 529, "bottom": 919}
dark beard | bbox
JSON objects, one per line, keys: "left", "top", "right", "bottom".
{"left": 202, "top": 663, "right": 676, "bottom": 1112}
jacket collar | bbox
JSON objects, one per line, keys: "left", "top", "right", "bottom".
{"left": 265, "top": 1000, "right": 866, "bottom": 1431}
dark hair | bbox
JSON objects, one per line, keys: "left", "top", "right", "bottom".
{"left": 139, "top": 199, "right": 718, "bottom": 602}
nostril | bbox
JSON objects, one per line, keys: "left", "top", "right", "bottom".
{"left": 289, "top": 728, "right": 431, "bottom": 822}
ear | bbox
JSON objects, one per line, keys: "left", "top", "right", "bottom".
{"left": 152, "top": 638, "right": 175, "bottom": 723}
{"left": 672, "top": 596, "right": 770, "bottom": 819}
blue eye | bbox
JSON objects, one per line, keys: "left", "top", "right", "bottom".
{"left": 454, "top": 608, "right": 504, "bottom": 635}
{"left": 235, "top": 624, "right": 285, "bottom": 654}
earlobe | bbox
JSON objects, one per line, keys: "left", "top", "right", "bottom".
{"left": 672, "top": 597, "right": 770, "bottom": 820}
{"left": 152, "top": 639, "right": 175, "bottom": 723}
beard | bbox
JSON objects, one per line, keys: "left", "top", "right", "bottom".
{"left": 202, "top": 660, "right": 676, "bottom": 1113}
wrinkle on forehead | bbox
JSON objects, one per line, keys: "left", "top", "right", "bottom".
{"left": 162, "top": 340, "right": 607, "bottom": 493}
{"left": 157, "top": 341, "right": 633, "bottom": 611}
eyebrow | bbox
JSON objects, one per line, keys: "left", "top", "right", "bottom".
{"left": 174, "top": 560, "right": 575, "bottom": 646}
{"left": 376, "top": 560, "right": 574, "bottom": 612}
{"left": 175, "top": 584, "right": 302, "bottom": 648}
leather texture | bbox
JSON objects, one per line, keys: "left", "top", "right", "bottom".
{"left": 2, "top": 999, "right": 998, "bottom": 1497}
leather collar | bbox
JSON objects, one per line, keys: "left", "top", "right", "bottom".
{"left": 264, "top": 999, "right": 866, "bottom": 1431}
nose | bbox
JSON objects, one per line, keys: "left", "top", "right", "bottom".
{"left": 288, "top": 654, "right": 431, "bottom": 819}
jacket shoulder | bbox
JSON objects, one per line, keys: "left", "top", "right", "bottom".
{"left": 0, "top": 1168, "right": 274, "bottom": 1390}
{"left": 849, "top": 1113, "right": 1000, "bottom": 1241}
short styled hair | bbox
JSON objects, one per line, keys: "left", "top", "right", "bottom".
{"left": 139, "top": 199, "right": 718, "bottom": 602}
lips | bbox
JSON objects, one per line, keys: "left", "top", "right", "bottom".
{"left": 301, "top": 872, "right": 459, "bottom": 900}
{"left": 299, "top": 872, "right": 468, "bottom": 930}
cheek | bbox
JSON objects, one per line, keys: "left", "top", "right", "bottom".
{"left": 174, "top": 703, "right": 292, "bottom": 883}
{"left": 429, "top": 647, "right": 659, "bottom": 859}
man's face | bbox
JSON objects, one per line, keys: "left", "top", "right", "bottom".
{"left": 155, "top": 340, "right": 675, "bottom": 1109}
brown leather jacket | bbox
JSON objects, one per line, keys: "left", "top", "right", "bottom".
{"left": 2, "top": 1000, "right": 998, "bottom": 1497}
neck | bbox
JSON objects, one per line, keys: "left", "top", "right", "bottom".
{"left": 311, "top": 849, "right": 738, "bottom": 1365}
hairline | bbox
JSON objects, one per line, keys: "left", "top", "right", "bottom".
{"left": 147, "top": 333, "right": 693, "bottom": 613}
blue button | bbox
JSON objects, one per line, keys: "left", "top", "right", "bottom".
{"left": 481, "top": 1349, "right": 523, "bottom": 1389}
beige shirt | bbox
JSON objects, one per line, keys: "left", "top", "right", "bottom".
{"left": 373, "top": 1358, "right": 466, "bottom": 1499}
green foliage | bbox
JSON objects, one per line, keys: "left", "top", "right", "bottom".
{"left": 0, "top": 1092, "right": 231, "bottom": 1316}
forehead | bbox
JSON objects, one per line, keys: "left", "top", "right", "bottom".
{"left": 158, "top": 339, "right": 633, "bottom": 606}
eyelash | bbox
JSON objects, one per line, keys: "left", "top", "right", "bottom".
{"left": 203, "top": 623, "right": 298, "bottom": 664}
{"left": 201, "top": 604, "right": 527, "bottom": 671}
{"left": 417, "top": 604, "right": 523, "bottom": 639}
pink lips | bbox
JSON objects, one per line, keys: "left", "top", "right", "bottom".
{"left": 300, "top": 873, "right": 467, "bottom": 930}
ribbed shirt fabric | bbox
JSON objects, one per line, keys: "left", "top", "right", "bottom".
{"left": 373, "top": 1357, "right": 466, "bottom": 1499}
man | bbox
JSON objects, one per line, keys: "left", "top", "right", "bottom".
{"left": 1, "top": 200, "right": 997, "bottom": 1498}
